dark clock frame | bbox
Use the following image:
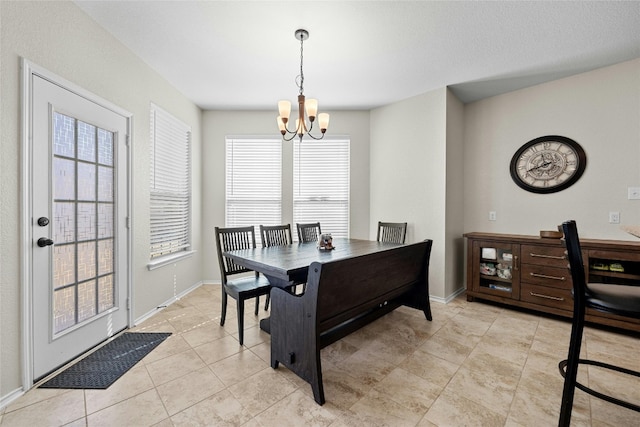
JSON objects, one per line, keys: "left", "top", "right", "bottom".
{"left": 509, "top": 135, "right": 587, "bottom": 194}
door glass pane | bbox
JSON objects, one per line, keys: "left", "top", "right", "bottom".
{"left": 53, "top": 113, "right": 75, "bottom": 157}
{"left": 52, "top": 113, "right": 116, "bottom": 334}
{"left": 98, "top": 275, "right": 114, "bottom": 313}
{"left": 53, "top": 287, "right": 76, "bottom": 332}
{"left": 98, "top": 128, "right": 113, "bottom": 166}
{"left": 97, "top": 203, "right": 113, "bottom": 238}
{"left": 98, "top": 166, "right": 113, "bottom": 202}
{"left": 53, "top": 245, "right": 75, "bottom": 287}
{"left": 77, "top": 162, "right": 96, "bottom": 201}
{"left": 54, "top": 202, "right": 75, "bottom": 244}
{"left": 77, "top": 241, "right": 96, "bottom": 282}
{"left": 53, "top": 158, "right": 75, "bottom": 200}
{"left": 77, "top": 280, "right": 97, "bottom": 322}
{"left": 77, "top": 203, "right": 96, "bottom": 241}
{"left": 77, "top": 121, "right": 96, "bottom": 162}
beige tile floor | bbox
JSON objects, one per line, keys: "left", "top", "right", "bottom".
{"left": 1, "top": 284, "right": 639, "bottom": 427}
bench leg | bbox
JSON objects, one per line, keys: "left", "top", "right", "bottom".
{"left": 310, "top": 355, "right": 325, "bottom": 405}
{"left": 423, "top": 303, "right": 432, "bottom": 321}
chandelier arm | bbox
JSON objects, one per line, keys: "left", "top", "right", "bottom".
{"left": 306, "top": 131, "right": 326, "bottom": 141}
{"left": 281, "top": 131, "right": 300, "bottom": 142}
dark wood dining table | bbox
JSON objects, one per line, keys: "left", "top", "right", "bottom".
{"left": 223, "top": 238, "right": 405, "bottom": 332}
{"left": 223, "top": 237, "right": 404, "bottom": 288}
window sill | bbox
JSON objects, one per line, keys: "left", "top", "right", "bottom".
{"left": 147, "top": 250, "right": 196, "bottom": 271}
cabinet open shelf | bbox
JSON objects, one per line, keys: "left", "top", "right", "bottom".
{"left": 480, "top": 274, "right": 511, "bottom": 283}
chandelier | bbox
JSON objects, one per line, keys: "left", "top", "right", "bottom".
{"left": 277, "top": 29, "right": 330, "bottom": 142}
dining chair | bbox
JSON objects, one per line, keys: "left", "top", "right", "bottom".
{"left": 259, "top": 224, "right": 302, "bottom": 305}
{"left": 214, "top": 226, "right": 271, "bottom": 346}
{"left": 558, "top": 220, "right": 640, "bottom": 426}
{"left": 377, "top": 221, "right": 407, "bottom": 244}
{"left": 297, "top": 222, "right": 322, "bottom": 243}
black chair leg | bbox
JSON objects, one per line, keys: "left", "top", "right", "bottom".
{"left": 265, "top": 294, "right": 270, "bottom": 311}
{"left": 559, "top": 305, "right": 586, "bottom": 427}
{"left": 254, "top": 296, "right": 260, "bottom": 315}
{"left": 237, "top": 298, "right": 245, "bottom": 345}
{"left": 220, "top": 288, "right": 228, "bottom": 326}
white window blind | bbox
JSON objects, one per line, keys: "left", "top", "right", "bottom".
{"left": 293, "top": 137, "right": 350, "bottom": 240}
{"left": 149, "top": 104, "right": 191, "bottom": 259}
{"left": 225, "top": 137, "right": 282, "bottom": 244}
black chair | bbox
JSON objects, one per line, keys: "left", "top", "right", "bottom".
{"left": 297, "top": 222, "right": 321, "bottom": 243}
{"left": 259, "top": 224, "right": 301, "bottom": 306}
{"left": 215, "top": 226, "right": 271, "bottom": 346}
{"left": 376, "top": 221, "right": 407, "bottom": 244}
{"left": 558, "top": 220, "right": 640, "bottom": 426}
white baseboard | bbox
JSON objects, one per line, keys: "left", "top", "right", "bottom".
{"left": 1, "top": 387, "right": 25, "bottom": 412}
{"left": 430, "top": 286, "right": 466, "bottom": 304}
{"left": 134, "top": 280, "right": 204, "bottom": 326}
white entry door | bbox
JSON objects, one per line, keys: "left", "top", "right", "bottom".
{"left": 29, "top": 71, "right": 130, "bottom": 381}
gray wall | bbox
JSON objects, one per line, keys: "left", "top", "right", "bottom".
{"left": 1, "top": 1, "right": 203, "bottom": 399}
{"left": 463, "top": 58, "right": 640, "bottom": 240}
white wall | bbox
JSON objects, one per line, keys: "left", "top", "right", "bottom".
{"left": 0, "top": 1, "right": 202, "bottom": 399}
{"left": 369, "top": 88, "right": 450, "bottom": 299}
{"left": 201, "top": 110, "right": 370, "bottom": 282}
{"left": 463, "top": 58, "right": 640, "bottom": 241}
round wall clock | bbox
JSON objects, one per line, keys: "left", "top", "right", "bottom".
{"left": 509, "top": 135, "right": 587, "bottom": 194}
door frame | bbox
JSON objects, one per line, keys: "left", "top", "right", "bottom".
{"left": 20, "top": 58, "right": 133, "bottom": 389}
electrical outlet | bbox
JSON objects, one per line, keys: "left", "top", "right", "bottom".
{"left": 628, "top": 187, "right": 640, "bottom": 200}
{"left": 489, "top": 211, "right": 497, "bottom": 221}
{"left": 609, "top": 211, "right": 620, "bottom": 224}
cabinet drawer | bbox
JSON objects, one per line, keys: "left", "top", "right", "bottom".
{"left": 521, "top": 264, "right": 572, "bottom": 289}
{"left": 521, "top": 283, "right": 573, "bottom": 311}
{"left": 521, "top": 244, "right": 568, "bottom": 268}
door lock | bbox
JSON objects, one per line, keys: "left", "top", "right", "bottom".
{"left": 37, "top": 237, "right": 54, "bottom": 247}
{"left": 37, "top": 217, "right": 50, "bottom": 226}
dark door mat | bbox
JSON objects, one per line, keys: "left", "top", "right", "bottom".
{"left": 39, "top": 332, "right": 171, "bottom": 389}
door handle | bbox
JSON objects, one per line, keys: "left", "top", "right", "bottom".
{"left": 37, "top": 237, "right": 54, "bottom": 247}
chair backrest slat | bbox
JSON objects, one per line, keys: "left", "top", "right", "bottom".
{"left": 376, "top": 221, "right": 407, "bottom": 244}
{"left": 261, "top": 224, "right": 293, "bottom": 247}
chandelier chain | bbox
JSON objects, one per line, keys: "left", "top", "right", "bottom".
{"left": 298, "top": 34, "right": 305, "bottom": 95}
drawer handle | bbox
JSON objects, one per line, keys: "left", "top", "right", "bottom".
{"left": 530, "top": 253, "right": 566, "bottom": 260}
{"left": 529, "top": 272, "right": 566, "bottom": 281}
{"left": 530, "top": 292, "right": 565, "bottom": 301}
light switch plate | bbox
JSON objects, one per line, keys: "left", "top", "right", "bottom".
{"left": 628, "top": 187, "right": 640, "bottom": 200}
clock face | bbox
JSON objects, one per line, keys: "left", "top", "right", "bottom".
{"left": 509, "top": 135, "right": 587, "bottom": 194}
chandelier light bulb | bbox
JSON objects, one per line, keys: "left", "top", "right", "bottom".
{"left": 278, "top": 100, "right": 291, "bottom": 123}
{"left": 318, "top": 113, "right": 330, "bottom": 132}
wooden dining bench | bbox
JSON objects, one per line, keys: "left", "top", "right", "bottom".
{"left": 269, "top": 239, "right": 433, "bottom": 405}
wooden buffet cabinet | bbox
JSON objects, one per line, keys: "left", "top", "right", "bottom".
{"left": 464, "top": 232, "right": 640, "bottom": 332}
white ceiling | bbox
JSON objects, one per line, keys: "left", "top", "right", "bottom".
{"left": 74, "top": 1, "right": 640, "bottom": 110}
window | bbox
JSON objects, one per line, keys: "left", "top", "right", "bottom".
{"left": 225, "top": 137, "right": 282, "bottom": 244}
{"left": 149, "top": 104, "right": 191, "bottom": 263}
{"left": 293, "top": 137, "right": 350, "bottom": 239}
